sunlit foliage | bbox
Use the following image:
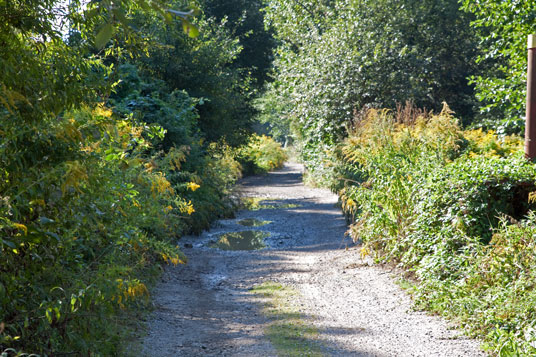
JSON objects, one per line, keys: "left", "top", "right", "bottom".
{"left": 337, "top": 106, "right": 536, "bottom": 354}
{"left": 0, "top": 0, "right": 278, "bottom": 354}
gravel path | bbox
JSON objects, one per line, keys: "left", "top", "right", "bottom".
{"left": 139, "top": 162, "right": 486, "bottom": 356}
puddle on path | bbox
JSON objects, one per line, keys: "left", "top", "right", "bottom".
{"left": 211, "top": 230, "right": 271, "bottom": 250}
{"left": 238, "top": 218, "right": 272, "bottom": 227}
{"left": 241, "top": 197, "right": 301, "bottom": 211}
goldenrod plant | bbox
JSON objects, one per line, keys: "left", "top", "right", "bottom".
{"left": 336, "top": 105, "right": 536, "bottom": 354}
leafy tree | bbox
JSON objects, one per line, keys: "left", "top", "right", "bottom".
{"left": 201, "top": 0, "right": 276, "bottom": 88}
{"left": 461, "top": 0, "right": 536, "bottom": 133}
{"left": 125, "top": 4, "right": 254, "bottom": 145}
{"left": 262, "top": 0, "right": 479, "bottom": 178}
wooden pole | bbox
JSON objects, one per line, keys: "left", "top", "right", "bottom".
{"left": 525, "top": 34, "right": 536, "bottom": 159}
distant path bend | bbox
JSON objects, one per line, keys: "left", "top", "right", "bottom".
{"left": 140, "top": 162, "right": 485, "bottom": 356}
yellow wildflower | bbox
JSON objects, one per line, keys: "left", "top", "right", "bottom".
{"left": 187, "top": 203, "right": 195, "bottom": 215}
{"left": 345, "top": 198, "right": 356, "bottom": 209}
{"left": 186, "top": 182, "right": 200, "bottom": 191}
{"left": 13, "top": 223, "right": 27, "bottom": 235}
{"left": 179, "top": 200, "right": 195, "bottom": 215}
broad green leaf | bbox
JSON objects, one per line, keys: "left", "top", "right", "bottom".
{"left": 112, "top": 8, "right": 128, "bottom": 25}
{"left": 182, "top": 20, "right": 199, "bottom": 38}
{"left": 95, "top": 24, "right": 114, "bottom": 49}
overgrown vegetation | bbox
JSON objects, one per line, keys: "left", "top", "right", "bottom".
{"left": 262, "top": 0, "right": 479, "bottom": 179}
{"left": 337, "top": 106, "right": 536, "bottom": 354}
{"left": 261, "top": 1, "right": 536, "bottom": 353}
{"left": 4, "top": 0, "right": 535, "bottom": 354}
{"left": 237, "top": 134, "right": 288, "bottom": 175}
{"left": 0, "top": 0, "right": 283, "bottom": 354}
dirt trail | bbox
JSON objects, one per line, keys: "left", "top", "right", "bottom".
{"left": 139, "top": 162, "right": 485, "bottom": 356}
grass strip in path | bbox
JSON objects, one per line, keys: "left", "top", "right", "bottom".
{"left": 251, "top": 282, "right": 323, "bottom": 357}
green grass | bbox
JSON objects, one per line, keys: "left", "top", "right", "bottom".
{"left": 395, "top": 278, "right": 415, "bottom": 292}
{"left": 251, "top": 282, "right": 323, "bottom": 357}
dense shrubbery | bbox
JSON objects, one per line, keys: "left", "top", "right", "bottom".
{"left": 0, "top": 104, "right": 186, "bottom": 354}
{"left": 0, "top": 0, "right": 283, "bottom": 354}
{"left": 237, "top": 134, "right": 288, "bottom": 175}
{"left": 337, "top": 107, "right": 536, "bottom": 354}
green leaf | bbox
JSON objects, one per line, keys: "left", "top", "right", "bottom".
{"left": 112, "top": 8, "right": 128, "bottom": 25}
{"left": 1, "top": 239, "right": 15, "bottom": 249}
{"left": 95, "top": 24, "right": 115, "bottom": 49}
{"left": 182, "top": 20, "right": 199, "bottom": 38}
{"left": 45, "top": 308, "right": 52, "bottom": 324}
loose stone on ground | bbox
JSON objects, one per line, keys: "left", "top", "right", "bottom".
{"left": 139, "top": 162, "right": 485, "bottom": 356}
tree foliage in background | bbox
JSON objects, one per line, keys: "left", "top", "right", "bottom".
{"left": 129, "top": 7, "right": 253, "bottom": 145}
{"left": 201, "top": 0, "right": 276, "bottom": 89}
{"left": 461, "top": 0, "right": 536, "bottom": 134}
{"left": 262, "top": 0, "right": 479, "bottom": 180}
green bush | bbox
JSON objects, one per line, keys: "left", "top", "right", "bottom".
{"left": 415, "top": 214, "right": 536, "bottom": 356}
{"left": 237, "top": 134, "right": 288, "bottom": 175}
{"left": 337, "top": 106, "right": 536, "bottom": 354}
{"left": 180, "top": 143, "right": 243, "bottom": 234}
{"left": 0, "top": 105, "right": 187, "bottom": 354}
{"left": 111, "top": 64, "right": 243, "bottom": 235}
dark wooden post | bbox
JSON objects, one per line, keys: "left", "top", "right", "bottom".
{"left": 525, "top": 34, "right": 536, "bottom": 159}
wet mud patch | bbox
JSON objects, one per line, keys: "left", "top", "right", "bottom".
{"left": 238, "top": 218, "right": 272, "bottom": 227}
{"left": 241, "top": 197, "right": 302, "bottom": 211}
{"left": 210, "top": 230, "right": 270, "bottom": 250}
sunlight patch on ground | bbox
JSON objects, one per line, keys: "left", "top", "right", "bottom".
{"left": 251, "top": 282, "right": 323, "bottom": 356}
{"left": 238, "top": 218, "right": 272, "bottom": 227}
{"left": 241, "top": 197, "right": 302, "bottom": 211}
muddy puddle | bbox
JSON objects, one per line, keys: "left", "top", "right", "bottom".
{"left": 242, "top": 197, "right": 302, "bottom": 211}
{"left": 238, "top": 218, "right": 272, "bottom": 227}
{"left": 211, "top": 230, "right": 271, "bottom": 251}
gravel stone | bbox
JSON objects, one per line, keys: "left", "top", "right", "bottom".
{"left": 139, "top": 162, "right": 486, "bottom": 356}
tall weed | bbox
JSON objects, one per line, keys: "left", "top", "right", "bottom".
{"left": 237, "top": 134, "right": 288, "bottom": 175}
{"left": 337, "top": 104, "right": 536, "bottom": 354}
